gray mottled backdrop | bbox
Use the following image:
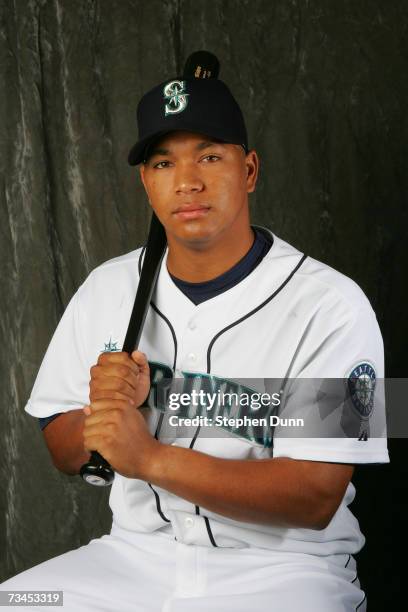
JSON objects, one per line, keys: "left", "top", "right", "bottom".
{"left": 1, "top": 0, "right": 406, "bottom": 608}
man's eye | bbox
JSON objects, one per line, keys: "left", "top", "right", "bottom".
{"left": 202, "top": 155, "right": 220, "bottom": 162}
{"left": 153, "top": 160, "right": 171, "bottom": 169}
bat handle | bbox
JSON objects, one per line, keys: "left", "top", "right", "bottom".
{"left": 80, "top": 451, "right": 115, "bottom": 487}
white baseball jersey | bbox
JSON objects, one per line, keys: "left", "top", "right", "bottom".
{"left": 25, "top": 227, "right": 389, "bottom": 557}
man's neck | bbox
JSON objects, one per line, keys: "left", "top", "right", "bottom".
{"left": 166, "top": 226, "right": 255, "bottom": 283}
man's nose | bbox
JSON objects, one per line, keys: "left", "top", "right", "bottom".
{"left": 174, "top": 163, "right": 205, "bottom": 193}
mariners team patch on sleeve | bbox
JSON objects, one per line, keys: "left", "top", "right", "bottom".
{"left": 346, "top": 362, "right": 376, "bottom": 419}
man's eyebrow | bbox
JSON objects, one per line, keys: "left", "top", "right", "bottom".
{"left": 196, "top": 140, "right": 226, "bottom": 150}
{"left": 147, "top": 147, "right": 170, "bottom": 157}
{"left": 147, "top": 140, "right": 226, "bottom": 159}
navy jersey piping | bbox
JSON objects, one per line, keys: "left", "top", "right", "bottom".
{"left": 203, "top": 516, "right": 218, "bottom": 547}
{"left": 146, "top": 414, "right": 171, "bottom": 523}
{"left": 147, "top": 483, "right": 170, "bottom": 523}
{"left": 189, "top": 424, "right": 201, "bottom": 448}
{"left": 206, "top": 254, "right": 308, "bottom": 372}
{"left": 194, "top": 505, "right": 218, "bottom": 548}
{"left": 150, "top": 302, "right": 178, "bottom": 371}
{"left": 344, "top": 554, "right": 364, "bottom": 611}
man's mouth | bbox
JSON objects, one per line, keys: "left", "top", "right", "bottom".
{"left": 173, "top": 203, "right": 211, "bottom": 220}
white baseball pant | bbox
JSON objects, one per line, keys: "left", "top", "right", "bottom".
{"left": 0, "top": 523, "right": 367, "bottom": 611}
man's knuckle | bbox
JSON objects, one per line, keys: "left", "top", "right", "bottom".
{"left": 131, "top": 367, "right": 140, "bottom": 380}
{"left": 117, "top": 379, "right": 127, "bottom": 392}
{"left": 117, "top": 364, "right": 129, "bottom": 378}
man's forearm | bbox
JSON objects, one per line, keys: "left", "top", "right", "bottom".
{"left": 147, "top": 444, "right": 352, "bottom": 530}
{"left": 43, "top": 409, "right": 90, "bottom": 475}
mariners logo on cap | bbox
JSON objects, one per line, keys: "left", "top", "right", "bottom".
{"left": 163, "top": 80, "right": 189, "bottom": 116}
{"left": 346, "top": 361, "right": 376, "bottom": 418}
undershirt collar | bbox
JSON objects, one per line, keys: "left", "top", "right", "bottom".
{"left": 169, "top": 227, "right": 273, "bottom": 305}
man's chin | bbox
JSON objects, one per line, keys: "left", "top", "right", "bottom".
{"left": 170, "top": 225, "right": 218, "bottom": 249}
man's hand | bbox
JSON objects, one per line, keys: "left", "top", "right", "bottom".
{"left": 82, "top": 350, "right": 160, "bottom": 479}
{"left": 88, "top": 350, "right": 151, "bottom": 408}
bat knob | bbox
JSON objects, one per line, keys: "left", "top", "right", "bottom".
{"left": 80, "top": 451, "right": 115, "bottom": 487}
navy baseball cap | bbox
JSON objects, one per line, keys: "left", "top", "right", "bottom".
{"left": 127, "top": 77, "right": 249, "bottom": 166}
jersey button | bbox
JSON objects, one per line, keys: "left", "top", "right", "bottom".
{"left": 187, "top": 352, "right": 197, "bottom": 363}
{"left": 188, "top": 321, "right": 197, "bottom": 330}
{"left": 185, "top": 517, "right": 194, "bottom": 527}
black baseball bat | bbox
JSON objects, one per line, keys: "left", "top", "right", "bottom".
{"left": 79, "top": 214, "right": 166, "bottom": 486}
{"left": 80, "top": 50, "right": 220, "bottom": 487}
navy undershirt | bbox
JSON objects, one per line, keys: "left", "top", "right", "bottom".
{"left": 169, "top": 228, "right": 273, "bottom": 305}
{"left": 38, "top": 228, "right": 273, "bottom": 430}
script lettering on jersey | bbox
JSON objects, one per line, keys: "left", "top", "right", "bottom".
{"left": 146, "top": 361, "right": 280, "bottom": 447}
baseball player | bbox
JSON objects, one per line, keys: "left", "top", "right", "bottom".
{"left": 1, "top": 57, "right": 388, "bottom": 611}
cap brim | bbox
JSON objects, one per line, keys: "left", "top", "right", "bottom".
{"left": 128, "top": 131, "right": 172, "bottom": 166}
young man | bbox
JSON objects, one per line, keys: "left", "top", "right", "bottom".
{"left": 1, "top": 72, "right": 388, "bottom": 611}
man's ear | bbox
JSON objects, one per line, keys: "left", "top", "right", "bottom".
{"left": 246, "top": 150, "right": 259, "bottom": 194}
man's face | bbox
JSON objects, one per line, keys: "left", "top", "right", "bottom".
{"left": 139, "top": 131, "right": 258, "bottom": 248}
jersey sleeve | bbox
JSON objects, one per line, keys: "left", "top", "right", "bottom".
{"left": 25, "top": 285, "right": 91, "bottom": 419}
{"left": 38, "top": 414, "right": 63, "bottom": 430}
{"left": 271, "top": 299, "right": 389, "bottom": 465}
